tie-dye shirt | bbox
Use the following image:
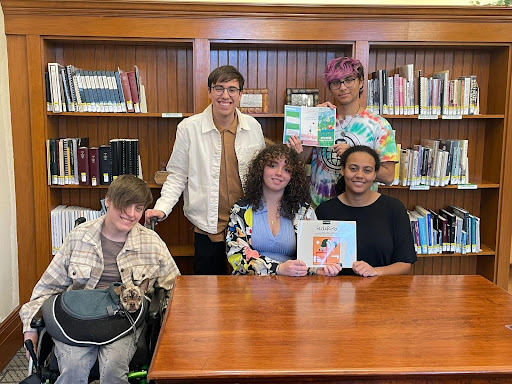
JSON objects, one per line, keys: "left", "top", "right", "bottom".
{"left": 310, "top": 109, "right": 398, "bottom": 207}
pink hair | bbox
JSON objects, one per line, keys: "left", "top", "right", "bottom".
{"left": 324, "top": 57, "right": 364, "bottom": 88}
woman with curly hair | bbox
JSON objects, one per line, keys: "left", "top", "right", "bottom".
{"left": 226, "top": 143, "right": 341, "bottom": 277}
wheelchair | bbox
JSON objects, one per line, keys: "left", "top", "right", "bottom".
{"left": 21, "top": 217, "right": 167, "bottom": 384}
{"left": 21, "top": 286, "right": 167, "bottom": 384}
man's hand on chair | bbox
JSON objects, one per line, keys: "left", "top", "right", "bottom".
{"left": 145, "top": 209, "right": 165, "bottom": 225}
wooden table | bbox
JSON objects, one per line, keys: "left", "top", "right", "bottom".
{"left": 148, "top": 275, "right": 512, "bottom": 383}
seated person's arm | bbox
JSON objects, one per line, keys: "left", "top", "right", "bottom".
{"left": 375, "top": 161, "right": 396, "bottom": 185}
{"left": 20, "top": 235, "right": 76, "bottom": 359}
{"left": 152, "top": 240, "right": 181, "bottom": 297}
{"left": 352, "top": 260, "right": 411, "bottom": 277}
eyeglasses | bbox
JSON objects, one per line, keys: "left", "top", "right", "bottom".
{"left": 329, "top": 77, "right": 357, "bottom": 90}
{"left": 211, "top": 85, "right": 240, "bottom": 96}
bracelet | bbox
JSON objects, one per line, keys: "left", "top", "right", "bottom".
{"left": 276, "top": 264, "right": 281, "bottom": 275}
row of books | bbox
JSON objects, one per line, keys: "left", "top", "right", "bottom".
{"left": 408, "top": 206, "right": 481, "bottom": 255}
{"left": 46, "top": 138, "right": 141, "bottom": 186}
{"left": 367, "top": 65, "right": 479, "bottom": 116}
{"left": 46, "top": 63, "right": 147, "bottom": 114}
{"left": 51, "top": 205, "right": 104, "bottom": 255}
{"left": 392, "top": 139, "right": 469, "bottom": 187}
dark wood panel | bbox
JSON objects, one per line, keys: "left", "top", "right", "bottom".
{"left": 210, "top": 44, "right": 350, "bottom": 114}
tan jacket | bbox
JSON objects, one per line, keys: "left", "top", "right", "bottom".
{"left": 19, "top": 216, "right": 180, "bottom": 332}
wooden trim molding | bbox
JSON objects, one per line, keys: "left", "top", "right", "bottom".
{"left": 0, "top": 306, "right": 23, "bottom": 372}
{"left": 2, "top": 1, "right": 512, "bottom": 21}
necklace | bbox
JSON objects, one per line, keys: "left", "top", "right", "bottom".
{"left": 268, "top": 208, "right": 281, "bottom": 225}
{"left": 263, "top": 198, "right": 281, "bottom": 225}
{"left": 339, "top": 104, "right": 362, "bottom": 138}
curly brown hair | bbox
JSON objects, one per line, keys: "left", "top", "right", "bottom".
{"left": 243, "top": 144, "right": 310, "bottom": 219}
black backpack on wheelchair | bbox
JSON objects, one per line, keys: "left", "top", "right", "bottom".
{"left": 21, "top": 286, "right": 167, "bottom": 384}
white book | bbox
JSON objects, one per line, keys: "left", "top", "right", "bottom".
{"left": 387, "top": 77, "right": 394, "bottom": 115}
{"left": 475, "top": 217, "right": 481, "bottom": 252}
{"left": 48, "top": 63, "right": 63, "bottom": 113}
{"left": 441, "top": 150, "right": 450, "bottom": 187}
{"left": 455, "top": 216, "right": 463, "bottom": 253}
{"left": 459, "top": 139, "right": 469, "bottom": 184}
{"left": 297, "top": 220, "right": 357, "bottom": 268}
{"left": 435, "top": 150, "right": 444, "bottom": 187}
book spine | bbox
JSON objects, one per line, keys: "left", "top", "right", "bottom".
{"left": 48, "top": 63, "right": 62, "bottom": 113}
{"left": 115, "top": 70, "right": 128, "bottom": 112}
{"left": 133, "top": 139, "right": 139, "bottom": 176}
{"left": 110, "top": 139, "right": 120, "bottom": 179}
{"left": 45, "top": 139, "right": 51, "bottom": 185}
{"left": 89, "top": 147, "right": 100, "bottom": 186}
{"left": 127, "top": 71, "right": 140, "bottom": 113}
{"left": 99, "top": 145, "right": 112, "bottom": 185}
{"left": 120, "top": 71, "right": 134, "bottom": 112}
{"left": 75, "top": 70, "right": 86, "bottom": 112}
{"left": 78, "top": 147, "right": 90, "bottom": 186}
{"left": 45, "top": 72, "right": 52, "bottom": 112}
{"left": 126, "top": 139, "right": 134, "bottom": 175}
{"left": 469, "top": 75, "right": 478, "bottom": 115}
{"left": 60, "top": 68, "right": 73, "bottom": 112}
{"left": 417, "top": 215, "right": 428, "bottom": 254}
{"left": 66, "top": 65, "right": 77, "bottom": 112}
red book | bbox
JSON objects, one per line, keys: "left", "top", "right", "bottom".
{"left": 127, "top": 71, "right": 140, "bottom": 113}
{"left": 89, "top": 147, "right": 100, "bottom": 187}
{"left": 77, "top": 147, "right": 89, "bottom": 186}
{"left": 120, "top": 71, "right": 134, "bottom": 112}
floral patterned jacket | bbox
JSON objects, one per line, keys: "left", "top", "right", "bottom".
{"left": 226, "top": 197, "right": 316, "bottom": 275}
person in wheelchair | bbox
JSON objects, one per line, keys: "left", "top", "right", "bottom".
{"left": 19, "top": 174, "right": 180, "bottom": 384}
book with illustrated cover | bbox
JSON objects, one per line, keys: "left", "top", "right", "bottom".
{"left": 296, "top": 220, "right": 356, "bottom": 268}
{"left": 283, "top": 105, "right": 336, "bottom": 147}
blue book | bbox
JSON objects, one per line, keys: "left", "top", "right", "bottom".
{"left": 411, "top": 211, "right": 428, "bottom": 254}
{"left": 415, "top": 206, "right": 433, "bottom": 254}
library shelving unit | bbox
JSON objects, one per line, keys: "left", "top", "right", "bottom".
{"left": 3, "top": 2, "right": 512, "bottom": 303}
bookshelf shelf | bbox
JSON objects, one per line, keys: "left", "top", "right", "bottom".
{"left": 50, "top": 182, "right": 500, "bottom": 190}
{"left": 4, "top": 1, "right": 512, "bottom": 287}
{"left": 417, "top": 244, "right": 495, "bottom": 258}
{"left": 47, "top": 112, "right": 194, "bottom": 118}
{"left": 379, "top": 181, "right": 500, "bottom": 190}
{"left": 250, "top": 114, "right": 505, "bottom": 119}
{"left": 250, "top": 113, "right": 284, "bottom": 118}
{"left": 50, "top": 183, "right": 163, "bottom": 189}
{"left": 382, "top": 114, "right": 504, "bottom": 119}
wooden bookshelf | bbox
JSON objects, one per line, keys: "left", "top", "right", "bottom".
{"left": 3, "top": 2, "right": 512, "bottom": 298}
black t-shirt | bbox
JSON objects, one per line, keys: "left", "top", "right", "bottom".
{"left": 315, "top": 194, "right": 417, "bottom": 275}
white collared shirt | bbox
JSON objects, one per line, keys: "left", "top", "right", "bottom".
{"left": 154, "top": 104, "right": 265, "bottom": 234}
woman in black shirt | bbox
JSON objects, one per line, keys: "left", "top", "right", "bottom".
{"left": 315, "top": 145, "right": 416, "bottom": 276}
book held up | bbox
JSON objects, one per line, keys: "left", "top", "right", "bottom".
{"left": 297, "top": 220, "right": 357, "bottom": 268}
{"left": 283, "top": 105, "right": 336, "bottom": 147}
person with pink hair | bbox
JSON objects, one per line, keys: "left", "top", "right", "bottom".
{"left": 287, "top": 57, "right": 398, "bottom": 207}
